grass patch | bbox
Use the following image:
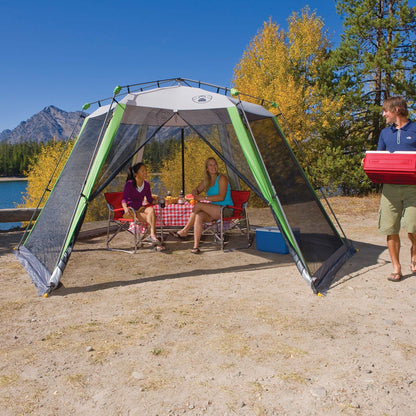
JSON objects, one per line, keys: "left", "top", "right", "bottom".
{"left": 0, "top": 299, "right": 26, "bottom": 314}
{"left": 140, "top": 377, "right": 168, "bottom": 391}
{"left": 0, "top": 374, "right": 18, "bottom": 386}
{"left": 277, "top": 371, "right": 308, "bottom": 384}
{"left": 395, "top": 342, "right": 416, "bottom": 359}
{"left": 323, "top": 194, "right": 380, "bottom": 216}
{"left": 66, "top": 373, "right": 87, "bottom": 388}
{"left": 151, "top": 347, "right": 168, "bottom": 357}
{"left": 218, "top": 333, "right": 251, "bottom": 357}
{"left": 267, "top": 342, "right": 306, "bottom": 359}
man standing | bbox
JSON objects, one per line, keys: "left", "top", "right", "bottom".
{"left": 377, "top": 96, "right": 416, "bottom": 281}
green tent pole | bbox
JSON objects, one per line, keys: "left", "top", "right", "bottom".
{"left": 227, "top": 106, "right": 302, "bottom": 259}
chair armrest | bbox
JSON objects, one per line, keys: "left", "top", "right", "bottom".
{"left": 112, "top": 207, "right": 125, "bottom": 213}
{"left": 221, "top": 204, "right": 243, "bottom": 216}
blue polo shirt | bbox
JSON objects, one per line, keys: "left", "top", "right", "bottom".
{"left": 377, "top": 120, "right": 416, "bottom": 152}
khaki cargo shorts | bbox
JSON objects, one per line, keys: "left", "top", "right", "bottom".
{"left": 379, "top": 183, "right": 416, "bottom": 235}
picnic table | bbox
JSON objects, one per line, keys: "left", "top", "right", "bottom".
{"left": 154, "top": 202, "right": 194, "bottom": 227}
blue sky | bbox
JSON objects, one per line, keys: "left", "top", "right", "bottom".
{"left": 0, "top": 0, "right": 344, "bottom": 132}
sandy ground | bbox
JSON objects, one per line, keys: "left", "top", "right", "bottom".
{"left": 1, "top": 196, "right": 415, "bottom": 416}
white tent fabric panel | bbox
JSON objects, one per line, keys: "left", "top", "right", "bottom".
{"left": 120, "top": 85, "right": 236, "bottom": 111}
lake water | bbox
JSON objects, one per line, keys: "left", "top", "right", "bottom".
{"left": 0, "top": 180, "right": 28, "bottom": 230}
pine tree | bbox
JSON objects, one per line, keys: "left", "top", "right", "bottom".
{"left": 331, "top": 0, "right": 416, "bottom": 146}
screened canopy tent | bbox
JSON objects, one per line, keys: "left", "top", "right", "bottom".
{"left": 15, "top": 78, "right": 355, "bottom": 296}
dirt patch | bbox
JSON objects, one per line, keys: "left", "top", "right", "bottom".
{"left": 1, "top": 196, "right": 416, "bottom": 415}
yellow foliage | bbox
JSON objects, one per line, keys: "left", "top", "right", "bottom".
{"left": 159, "top": 136, "right": 226, "bottom": 196}
{"left": 20, "top": 140, "right": 74, "bottom": 208}
{"left": 232, "top": 8, "right": 342, "bottom": 145}
{"left": 20, "top": 140, "right": 111, "bottom": 222}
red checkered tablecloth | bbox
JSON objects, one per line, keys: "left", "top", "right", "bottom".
{"left": 154, "top": 202, "right": 194, "bottom": 227}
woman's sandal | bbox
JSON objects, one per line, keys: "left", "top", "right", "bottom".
{"left": 387, "top": 272, "right": 403, "bottom": 282}
{"left": 191, "top": 247, "right": 201, "bottom": 254}
{"left": 169, "top": 231, "right": 187, "bottom": 240}
{"left": 146, "top": 235, "right": 160, "bottom": 243}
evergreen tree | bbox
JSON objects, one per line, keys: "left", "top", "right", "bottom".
{"left": 0, "top": 140, "right": 44, "bottom": 177}
{"left": 331, "top": 0, "right": 416, "bottom": 146}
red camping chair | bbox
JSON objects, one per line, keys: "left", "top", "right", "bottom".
{"left": 203, "top": 190, "right": 251, "bottom": 250}
{"left": 104, "top": 192, "right": 153, "bottom": 253}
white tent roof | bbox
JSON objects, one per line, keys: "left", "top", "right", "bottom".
{"left": 120, "top": 85, "right": 235, "bottom": 111}
{"left": 88, "top": 85, "right": 274, "bottom": 122}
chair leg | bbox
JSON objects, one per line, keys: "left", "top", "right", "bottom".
{"left": 133, "top": 222, "right": 137, "bottom": 254}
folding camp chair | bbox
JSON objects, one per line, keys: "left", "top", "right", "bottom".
{"left": 203, "top": 190, "right": 251, "bottom": 250}
{"left": 104, "top": 192, "right": 153, "bottom": 253}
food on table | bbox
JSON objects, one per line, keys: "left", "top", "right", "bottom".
{"left": 165, "top": 196, "right": 179, "bottom": 205}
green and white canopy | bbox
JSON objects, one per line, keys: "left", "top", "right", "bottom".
{"left": 15, "top": 78, "right": 355, "bottom": 296}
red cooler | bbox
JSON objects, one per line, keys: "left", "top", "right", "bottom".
{"left": 363, "top": 151, "right": 416, "bottom": 185}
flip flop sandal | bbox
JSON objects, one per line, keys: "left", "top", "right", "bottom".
{"left": 169, "top": 231, "right": 187, "bottom": 240}
{"left": 387, "top": 272, "right": 402, "bottom": 282}
{"left": 191, "top": 247, "right": 201, "bottom": 254}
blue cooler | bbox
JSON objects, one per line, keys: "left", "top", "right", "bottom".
{"left": 255, "top": 226, "right": 300, "bottom": 254}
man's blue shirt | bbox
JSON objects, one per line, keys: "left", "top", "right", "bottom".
{"left": 377, "top": 120, "right": 416, "bottom": 152}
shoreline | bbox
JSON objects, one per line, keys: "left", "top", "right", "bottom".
{"left": 0, "top": 177, "right": 27, "bottom": 182}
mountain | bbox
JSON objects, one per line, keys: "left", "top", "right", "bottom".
{"left": 0, "top": 105, "right": 86, "bottom": 144}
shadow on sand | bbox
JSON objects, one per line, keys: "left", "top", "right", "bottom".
{"left": 329, "top": 238, "right": 388, "bottom": 289}
{"left": 1, "top": 230, "right": 389, "bottom": 296}
{"left": 57, "top": 237, "right": 388, "bottom": 296}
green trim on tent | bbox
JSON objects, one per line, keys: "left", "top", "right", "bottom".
{"left": 14, "top": 81, "right": 355, "bottom": 296}
{"left": 227, "top": 106, "right": 302, "bottom": 259}
{"left": 62, "top": 103, "right": 126, "bottom": 256}
{"left": 76, "top": 114, "right": 90, "bottom": 140}
{"left": 20, "top": 115, "right": 92, "bottom": 244}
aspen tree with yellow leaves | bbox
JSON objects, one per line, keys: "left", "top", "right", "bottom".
{"left": 232, "top": 8, "right": 371, "bottom": 195}
{"left": 21, "top": 140, "right": 74, "bottom": 209}
{"left": 233, "top": 8, "right": 341, "bottom": 147}
{"left": 159, "top": 136, "right": 225, "bottom": 196}
{"left": 20, "top": 139, "right": 108, "bottom": 222}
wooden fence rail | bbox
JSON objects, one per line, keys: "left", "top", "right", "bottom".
{"left": 0, "top": 208, "right": 114, "bottom": 240}
{"left": 0, "top": 208, "right": 40, "bottom": 223}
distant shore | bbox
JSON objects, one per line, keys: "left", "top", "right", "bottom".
{"left": 0, "top": 177, "right": 27, "bottom": 182}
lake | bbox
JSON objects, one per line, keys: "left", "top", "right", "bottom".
{"left": 0, "top": 179, "right": 28, "bottom": 230}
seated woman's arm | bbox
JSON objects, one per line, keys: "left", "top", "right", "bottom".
{"left": 144, "top": 182, "right": 155, "bottom": 205}
{"left": 192, "top": 180, "right": 205, "bottom": 196}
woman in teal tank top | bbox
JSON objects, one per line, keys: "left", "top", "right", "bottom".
{"left": 172, "top": 157, "right": 234, "bottom": 254}
{"left": 206, "top": 174, "right": 233, "bottom": 206}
